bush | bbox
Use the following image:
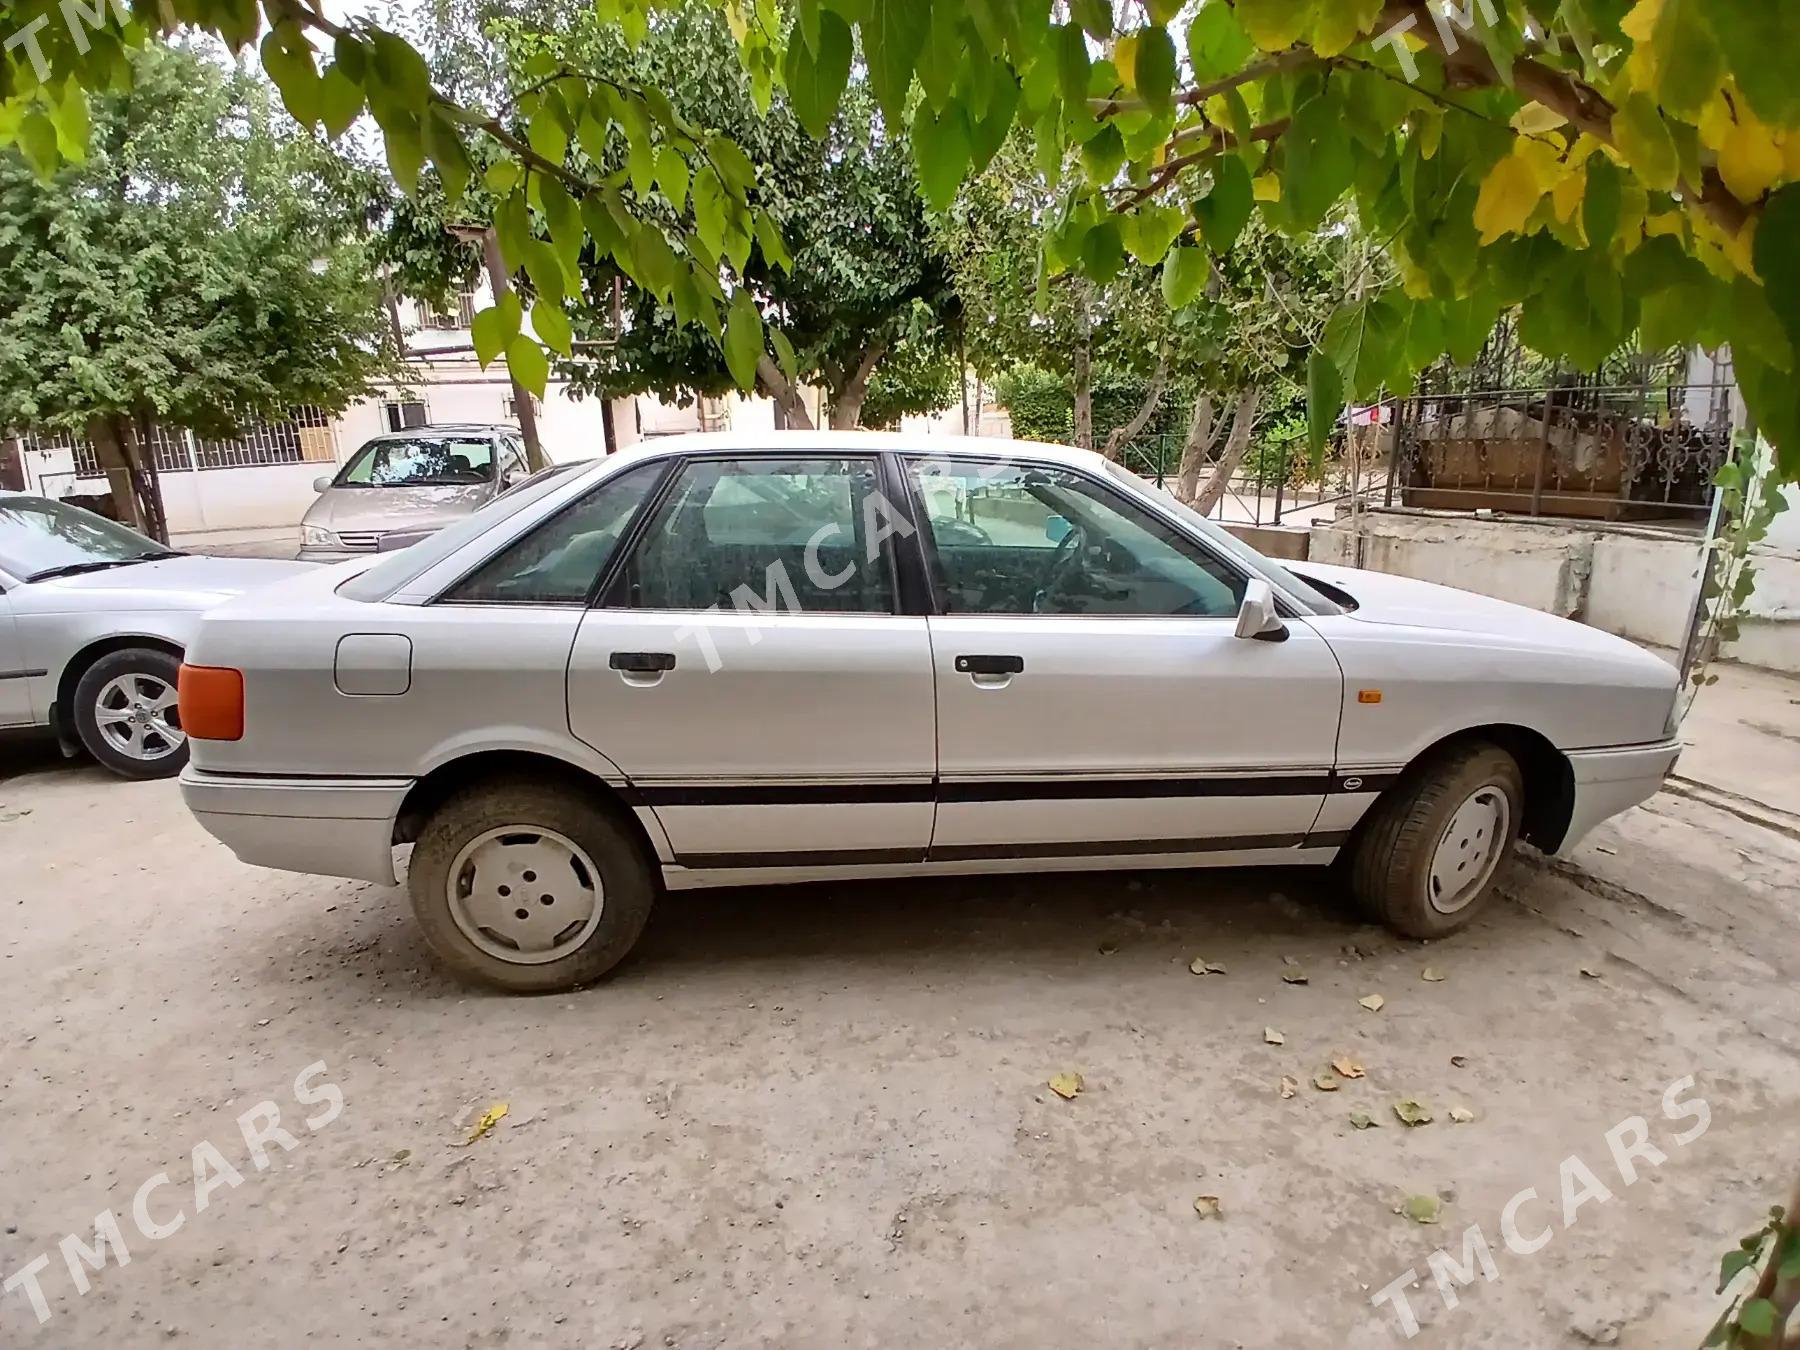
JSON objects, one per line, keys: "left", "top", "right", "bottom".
{"left": 993, "top": 365, "right": 1072, "bottom": 443}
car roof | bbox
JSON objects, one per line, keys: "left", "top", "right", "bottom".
{"left": 366, "top": 423, "right": 513, "bottom": 439}
{"left": 604, "top": 430, "right": 1104, "bottom": 470}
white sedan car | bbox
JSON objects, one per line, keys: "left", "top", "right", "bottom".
{"left": 177, "top": 434, "right": 1680, "bottom": 992}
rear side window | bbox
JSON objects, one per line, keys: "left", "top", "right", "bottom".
{"left": 440, "top": 461, "right": 663, "bottom": 605}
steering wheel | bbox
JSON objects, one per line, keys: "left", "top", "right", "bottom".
{"left": 1033, "top": 523, "right": 1088, "bottom": 613}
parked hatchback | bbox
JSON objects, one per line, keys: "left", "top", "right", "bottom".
{"left": 179, "top": 433, "right": 1681, "bottom": 993}
{"left": 299, "top": 424, "right": 533, "bottom": 562}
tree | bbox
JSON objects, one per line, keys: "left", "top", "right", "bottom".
{"left": 0, "top": 42, "right": 396, "bottom": 540}
{"left": 5, "top": 0, "right": 1798, "bottom": 481}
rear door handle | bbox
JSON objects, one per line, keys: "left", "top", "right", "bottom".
{"left": 609, "top": 651, "right": 676, "bottom": 673}
{"left": 955, "top": 654, "right": 1024, "bottom": 676}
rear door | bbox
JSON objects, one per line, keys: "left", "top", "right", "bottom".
{"left": 0, "top": 590, "right": 32, "bottom": 725}
{"left": 906, "top": 456, "right": 1343, "bottom": 859}
{"left": 566, "top": 452, "right": 936, "bottom": 866}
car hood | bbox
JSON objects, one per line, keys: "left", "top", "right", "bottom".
{"left": 304, "top": 484, "right": 491, "bottom": 535}
{"left": 18, "top": 554, "right": 315, "bottom": 612}
{"left": 1292, "top": 561, "right": 1670, "bottom": 666}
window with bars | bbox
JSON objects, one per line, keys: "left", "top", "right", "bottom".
{"left": 23, "top": 408, "right": 335, "bottom": 478}
{"left": 417, "top": 290, "right": 478, "bottom": 330}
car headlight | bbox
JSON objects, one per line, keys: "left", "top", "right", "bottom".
{"left": 301, "top": 524, "right": 339, "bottom": 548}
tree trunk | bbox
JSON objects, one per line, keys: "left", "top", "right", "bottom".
{"left": 829, "top": 343, "right": 886, "bottom": 430}
{"left": 87, "top": 414, "right": 166, "bottom": 541}
{"left": 1192, "top": 387, "right": 1262, "bottom": 517}
{"left": 1099, "top": 354, "right": 1169, "bottom": 462}
{"left": 755, "top": 354, "right": 815, "bottom": 430}
{"left": 1173, "top": 393, "right": 1219, "bottom": 505}
{"left": 1072, "top": 283, "right": 1094, "bottom": 450}
{"left": 958, "top": 328, "right": 970, "bottom": 435}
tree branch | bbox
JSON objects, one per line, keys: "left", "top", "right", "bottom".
{"left": 1112, "top": 119, "right": 1289, "bottom": 214}
{"left": 1089, "top": 51, "right": 1318, "bottom": 118}
{"left": 1100, "top": 352, "right": 1170, "bottom": 461}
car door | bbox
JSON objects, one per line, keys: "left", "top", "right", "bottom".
{"left": 905, "top": 456, "right": 1344, "bottom": 859}
{"left": 566, "top": 452, "right": 936, "bottom": 867}
{"left": 0, "top": 588, "right": 33, "bottom": 725}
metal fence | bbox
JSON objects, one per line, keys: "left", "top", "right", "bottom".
{"left": 19, "top": 407, "right": 336, "bottom": 479}
{"left": 1384, "top": 381, "right": 1735, "bottom": 521}
{"left": 1120, "top": 429, "right": 1389, "bottom": 527}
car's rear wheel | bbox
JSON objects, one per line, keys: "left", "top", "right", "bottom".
{"left": 1347, "top": 742, "right": 1523, "bottom": 939}
{"left": 72, "top": 646, "right": 189, "bottom": 780}
{"left": 407, "top": 777, "right": 656, "bottom": 993}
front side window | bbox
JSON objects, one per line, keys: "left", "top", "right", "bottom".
{"left": 612, "top": 456, "right": 894, "bottom": 614}
{"left": 336, "top": 435, "right": 495, "bottom": 488}
{"left": 441, "top": 461, "right": 663, "bottom": 605}
{"left": 907, "top": 459, "right": 1246, "bottom": 618}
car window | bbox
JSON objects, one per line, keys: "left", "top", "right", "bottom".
{"left": 441, "top": 461, "right": 663, "bottom": 605}
{"left": 613, "top": 456, "right": 894, "bottom": 614}
{"left": 0, "top": 495, "right": 168, "bottom": 581}
{"left": 336, "top": 435, "right": 495, "bottom": 487}
{"left": 907, "top": 459, "right": 1247, "bottom": 618}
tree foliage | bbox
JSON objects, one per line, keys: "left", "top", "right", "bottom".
{"left": 3, "top": 0, "right": 1797, "bottom": 473}
{"left": 0, "top": 41, "right": 396, "bottom": 538}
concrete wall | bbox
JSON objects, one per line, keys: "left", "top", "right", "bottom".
{"left": 1308, "top": 507, "right": 1800, "bottom": 674}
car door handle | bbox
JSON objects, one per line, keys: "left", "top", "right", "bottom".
{"left": 955, "top": 654, "right": 1024, "bottom": 676}
{"left": 609, "top": 651, "right": 677, "bottom": 673}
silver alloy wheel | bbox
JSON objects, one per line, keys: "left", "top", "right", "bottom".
{"left": 93, "top": 673, "right": 185, "bottom": 762}
{"left": 446, "top": 825, "right": 605, "bottom": 965}
{"left": 1427, "top": 784, "right": 1512, "bottom": 915}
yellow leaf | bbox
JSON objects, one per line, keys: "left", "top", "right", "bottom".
{"left": 1719, "top": 114, "right": 1783, "bottom": 202}
{"left": 1193, "top": 1195, "right": 1223, "bottom": 1220}
{"left": 1331, "top": 1056, "right": 1367, "bottom": 1079}
{"left": 1358, "top": 993, "right": 1385, "bottom": 1012}
{"left": 460, "top": 1101, "right": 509, "bottom": 1146}
{"left": 1510, "top": 104, "right": 1567, "bottom": 135}
{"left": 1474, "top": 148, "right": 1546, "bottom": 244}
{"left": 1310, "top": 4, "right": 1360, "bottom": 57}
{"left": 1619, "top": 0, "right": 1661, "bottom": 91}
{"left": 1279, "top": 1075, "right": 1299, "bottom": 1099}
{"left": 1252, "top": 173, "right": 1282, "bottom": 202}
{"left": 1112, "top": 33, "right": 1140, "bottom": 92}
{"left": 1644, "top": 209, "right": 1687, "bottom": 240}
{"left": 1263, "top": 1026, "right": 1285, "bottom": 1045}
{"left": 1238, "top": 0, "right": 1314, "bottom": 52}
{"left": 1414, "top": 111, "right": 1443, "bottom": 162}
{"left": 1552, "top": 162, "right": 1587, "bottom": 224}
{"left": 1698, "top": 90, "right": 1735, "bottom": 152}
{"left": 1048, "top": 1071, "right": 1083, "bottom": 1099}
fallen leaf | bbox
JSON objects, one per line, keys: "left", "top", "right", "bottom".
{"left": 1281, "top": 967, "right": 1310, "bottom": 985}
{"left": 1393, "top": 1099, "right": 1433, "bottom": 1127}
{"left": 1404, "top": 1193, "right": 1442, "bottom": 1224}
{"left": 1349, "top": 1111, "right": 1379, "bottom": 1130}
{"left": 1449, "top": 1106, "right": 1475, "bottom": 1124}
{"left": 460, "top": 1103, "right": 508, "bottom": 1146}
{"left": 1331, "top": 1056, "right": 1366, "bottom": 1080}
{"left": 1048, "top": 1072, "right": 1083, "bottom": 1100}
{"left": 1279, "top": 1075, "right": 1299, "bottom": 1099}
{"left": 1312, "top": 1071, "right": 1340, "bottom": 1092}
{"left": 1358, "top": 994, "right": 1386, "bottom": 1012}
{"left": 1421, "top": 967, "right": 1446, "bottom": 983}
{"left": 1097, "top": 940, "right": 1119, "bottom": 955}
{"left": 1580, "top": 966, "right": 1603, "bottom": 979}
{"left": 1263, "top": 1027, "right": 1285, "bottom": 1045}
{"left": 1450, "top": 1055, "right": 1468, "bottom": 1068}
{"left": 1189, "top": 957, "right": 1227, "bottom": 975}
{"left": 1193, "top": 1195, "right": 1223, "bottom": 1220}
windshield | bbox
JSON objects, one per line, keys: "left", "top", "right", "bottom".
{"left": 0, "top": 495, "right": 168, "bottom": 582}
{"left": 334, "top": 434, "right": 497, "bottom": 488}
{"left": 1102, "top": 463, "right": 1346, "bottom": 616}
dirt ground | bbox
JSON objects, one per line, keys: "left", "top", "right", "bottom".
{"left": 2, "top": 696, "right": 1798, "bottom": 1349}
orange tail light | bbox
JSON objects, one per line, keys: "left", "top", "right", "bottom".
{"left": 178, "top": 664, "right": 245, "bottom": 742}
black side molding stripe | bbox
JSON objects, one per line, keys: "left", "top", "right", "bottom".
{"left": 0, "top": 669, "right": 47, "bottom": 681}
{"left": 630, "top": 773, "right": 1393, "bottom": 807}
{"left": 674, "top": 832, "right": 1351, "bottom": 868}
{"left": 677, "top": 847, "right": 928, "bottom": 868}
{"left": 625, "top": 781, "right": 936, "bottom": 807}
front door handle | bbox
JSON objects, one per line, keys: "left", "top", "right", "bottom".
{"left": 955, "top": 654, "right": 1024, "bottom": 676}
{"left": 609, "top": 651, "right": 677, "bottom": 673}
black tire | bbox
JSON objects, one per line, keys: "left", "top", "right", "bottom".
{"left": 71, "top": 646, "right": 190, "bottom": 780}
{"left": 407, "top": 776, "right": 656, "bottom": 994}
{"left": 1347, "top": 742, "right": 1524, "bottom": 939}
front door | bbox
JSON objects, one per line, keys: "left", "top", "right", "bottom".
{"left": 0, "top": 593, "right": 31, "bottom": 726}
{"left": 567, "top": 452, "right": 936, "bottom": 866}
{"left": 906, "top": 457, "right": 1343, "bottom": 859}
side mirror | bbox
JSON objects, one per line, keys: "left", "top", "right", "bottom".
{"left": 1234, "top": 578, "right": 1288, "bottom": 642}
{"left": 312, "top": 475, "right": 332, "bottom": 493}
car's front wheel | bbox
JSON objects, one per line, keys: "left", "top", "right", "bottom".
{"left": 1347, "top": 742, "right": 1524, "bottom": 939}
{"left": 407, "top": 777, "right": 656, "bottom": 993}
{"left": 72, "top": 646, "right": 189, "bottom": 780}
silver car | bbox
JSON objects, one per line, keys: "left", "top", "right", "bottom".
{"left": 299, "top": 424, "right": 533, "bottom": 562}
{"left": 0, "top": 495, "right": 311, "bottom": 778}
{"left": 178, "top": 433, "right": 1678, "bottom": 993}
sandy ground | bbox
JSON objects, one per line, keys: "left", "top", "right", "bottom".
{"left": 2, "top": 704, "right": 1798, "bottom": 1349}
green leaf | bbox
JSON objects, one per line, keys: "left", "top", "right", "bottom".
{"left": 1069, "top": 0, "right": 1113, "bottom": 40}
{"left": 1080, "top": 218, "right": 1124, "bottom": 282}
{"left": 1188, "top": 1, "right": 1255, "bottom": 80}
{"left": 865, "top": 0, "right": 931, "bottom": 129}
{"left": 913, "top": 100, "right": 972, "bottom": 210}
{"left": 470, "top": 304, "right": 512, "bottom": 367}
{"left": 709, "top": 136, "right": 758, "bottom": 196}
{"left": 1613, "top": 93, "right": 1678, "bottom": 192}
{"left": 261, "top": 25, "right": 323, "bottom": 128}
{"left": 1738, "top": 1299, "right": 1779, "bottom": 1338}
{"left": 18, "top": 112, "right": 59, "bottom": 178}
{"left": 692, "top": 165, "right": 727, "bottom": 256}
{"left": 1133, "top": 26, "right": 1177, "bottom": 116}
{"left": 1282, "top": 91, "right": 1354, "bottom": 230}
{"left": 968, "top": 72, "right": 1021, "bottom": 176}
{"left": 755, "top": 210, "right": 794, "bottom": 272}
{"left": 529, "top": 107, "right": 570, "bottom": 167}
{"left": 384, "top": 116, "right": 425, "bottom": 195}
{"left": 1124, "top": 204, "right": 1185, "bottom": 265}
{"left": 422, "top": 110, "right": 471, "bottom": 204}
{"left": 723, "top": 289, "right": 764, "bottom": 389}
{"left": 1236, "top": 0, "right": 1316, "bottom": 51}
{"left": 319, "top": 64, "right": 364, "bottom": 139}
{"left": 1054, "top": 22, "right": 1092, "bottom": 108}
{"left": 506, "top": 334, "right": 550, "bottom": 398}
{"left": 1162, "top": 243, "right": 1208, "bottom": 307}
{"left": 654, "top": 145, "right": 689, "bottom": 212}
{"left": 1703, "top": 0, "right": 1800, "bottom": 126}
{"left": 1582, "top": 153, "right": 1622, "bottom": 251}
{"left": 1306, "top": 349, "right": 1342, "bottom": 465}
{"left": 1195, "top": 155, "right": 1253, "bottom": 254}
{"left": 1753, "top": 184, "right": 1800, "bottom": 356}
{"left": 1644, "top": 0, "right": 1724, "bottom": 119}
{"left": 369, "top": 30, "right": 432, "bottom": 112}
{"left": 532, "top": 299, "right": 573, "bottom": 357}
{"left": 1323, "top": 294, "right": 1403, "bottom": 400}
{"left": 771, "top": 327, "right": 799, "bottom": 384}
{"left": 1081, "top": 124, "right": 1126, "bottom": 182}
{"left": 494, "top": 191, "right": 531, "bottom": 275}
{"left": 786, "top": 7, "right": 853, "bottom": 136}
